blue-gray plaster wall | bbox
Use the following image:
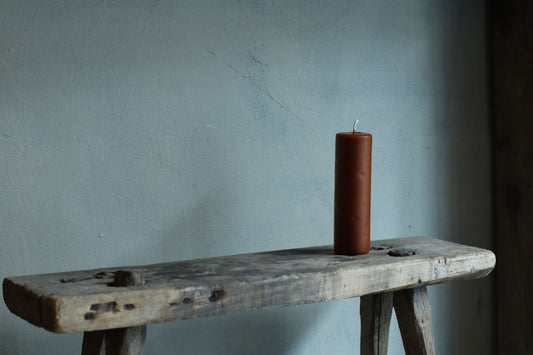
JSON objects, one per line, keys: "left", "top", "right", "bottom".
{"left": 0, "top": 1, "right": 492, "bottom": 354}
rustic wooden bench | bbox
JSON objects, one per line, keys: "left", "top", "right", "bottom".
{"left": 3, "top": 237, "right": 495, "bottom": 354}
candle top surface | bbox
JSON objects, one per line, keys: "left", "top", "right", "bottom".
{"left": 337, "top": 131, "right": 372, "bottom": 137}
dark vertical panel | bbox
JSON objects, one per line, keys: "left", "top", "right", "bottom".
{"left": 491, "top": 1, "right": 533, "bottom": 353}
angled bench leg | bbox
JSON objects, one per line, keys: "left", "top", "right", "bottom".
{"left": 82, "top": 330, "right": 105, "bottom": 355}
{"left": 393, "top": 286, "right": 435, "bottom": 355}
{"left": 105, "top": 326, "right": 147, "bottom": 355}
{"left": 360, "top": 292, "right": 394, "bottom": 355}
{"left": 82, "top": 326, "right": 146, "bottom": 355}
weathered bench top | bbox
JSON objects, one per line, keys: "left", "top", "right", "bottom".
{"left": 3, "top": 237, "right": 495, "bottom": 334}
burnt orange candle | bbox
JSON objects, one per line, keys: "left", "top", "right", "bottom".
{"left": 334, "top": 121, "right": 372, "bottom": 255}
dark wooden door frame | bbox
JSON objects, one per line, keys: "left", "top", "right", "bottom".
{"left": 491, "top": 1, "right": 533, "bottom": 354}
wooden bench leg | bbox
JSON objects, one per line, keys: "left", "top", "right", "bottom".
{"left": 393, "top": 286, "right": 435, "bottom": 355}
{"left": 82, "top": 326, "right": 146, "bottom": 355}
{"left": 105, "top": 326, "right": 147, "bottom": 355}
{"left": 360, "top": 292, "right": 394, "bottom": 355}
{"left": 82, "top": 330, "right": 105, "bottom": 355}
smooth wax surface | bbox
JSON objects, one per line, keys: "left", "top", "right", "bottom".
{"left": 334, "top": 131, "right": 372, "bottom": 255}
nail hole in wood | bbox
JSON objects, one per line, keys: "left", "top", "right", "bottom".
{"left": 84, "top": 312, "right": 95, "bottom": 320}
{"left": 209, "top": 290, "right": 224, "bottom": 302}
{"left": 90, "top": 301, "right": 118, "bottom": 313}
{"left": 94, "top": 271, "right": 115, "bottom": 280}
{"left": 388, "top": 248, "right": 416, "bottom": 257}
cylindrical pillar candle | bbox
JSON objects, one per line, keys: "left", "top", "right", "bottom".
{"left": 334, "top": 121, "right": 372, "bottom": 255}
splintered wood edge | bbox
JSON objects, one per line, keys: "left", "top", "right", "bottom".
{"left": 3, "top": 238, "right": 496, "bottom": 333}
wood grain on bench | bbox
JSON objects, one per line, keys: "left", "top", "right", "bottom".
{"left": 3, "top": 237, "right": 495, "bottom": 334}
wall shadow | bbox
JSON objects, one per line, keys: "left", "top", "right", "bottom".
{"left": 430, "top": 2, "right": 495, "bottom": 354}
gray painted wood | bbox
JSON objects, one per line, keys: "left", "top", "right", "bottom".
{"left": 393, "top": 287, "right": 435, "bottom": 355}
{"left": 3, "top": 237, "right": 495, "bottom": 334}
{"left": 360, "top": 292, "right": 393, "bottom": 355}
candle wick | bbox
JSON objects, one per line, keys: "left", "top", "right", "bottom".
{"left": 353, "top": 120, "right": 360, "bottom": 133}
